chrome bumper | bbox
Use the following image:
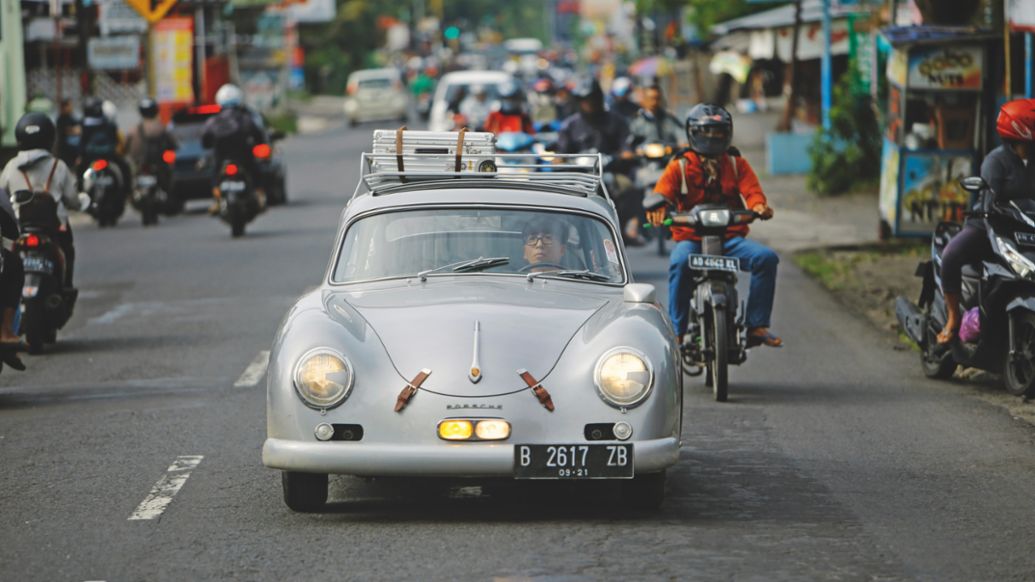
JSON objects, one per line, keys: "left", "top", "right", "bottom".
{"left": 262, "top": 436, "right": 680, "bottom": 477}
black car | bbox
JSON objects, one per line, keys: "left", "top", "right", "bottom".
{"left": 167, "top": 104, "right": 287, "bottom": 214}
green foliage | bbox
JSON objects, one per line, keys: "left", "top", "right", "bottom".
{"left": 807, "top": 60, "right": 882, "bottom": 196}
{"left": 678, "top": 0, "right": 772, "bottom": 38}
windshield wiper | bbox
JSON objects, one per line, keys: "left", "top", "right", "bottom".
{"left": 418, "top": 257, "right": 510, "bottom": 281}
{"left": 526, "top": 269, "right": 612, "bottom": 282}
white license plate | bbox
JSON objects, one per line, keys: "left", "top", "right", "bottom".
{"left": 220, "top": 181, "right": 247, "bottom": 193}
{"left": 95, "top": 176, "right": 115, "bottom": 187}
{"left": 689, "top": 254, "right": 740, "bottom": 272}
{"left": 1016, "top": 232, "right": 1035, "bottom": 246}
{"left": 136, "top": 175, "right": 158, "bottom": 187}
{"left": 23, "top": 256, "right": 54, "bottom": 273}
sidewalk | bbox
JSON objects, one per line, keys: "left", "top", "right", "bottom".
{"left": 732, "top": 110, "right": 879, "bottom": 254}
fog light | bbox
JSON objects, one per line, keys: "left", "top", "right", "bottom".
{"left": 613, "top": 421, "right": 633, "bottom": 441}
{"left": 438, "top": 420, "right": 473, "bottom": 441}
{"left": 314, "top": 423, "right": 334, "bottom": 441}
{"left": 474, "top": 419, "right": 511, "bottom": 440}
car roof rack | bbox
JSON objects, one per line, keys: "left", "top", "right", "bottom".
{"left": 352, "top": 128, "right": 611, "bottom": 201}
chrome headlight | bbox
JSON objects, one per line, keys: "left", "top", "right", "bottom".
{"left": 698, "top": 209, "right": 731, "bottom": 227}
{"left": 996, "top": 236, "right": 1035, "bottom": 279}
{"left": 293, "top": 348, "right": 354, "bottom": 409}
{"left": 594, "top": 348, "right": 654, "bottom": 408}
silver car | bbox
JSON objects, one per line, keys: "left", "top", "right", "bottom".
{"left": 262, "top": 135, "right": 682, "bottom": 512}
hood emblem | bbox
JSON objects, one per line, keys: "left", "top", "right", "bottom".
{"left": 469, "top": 321, "right": 482, "bottom": 383}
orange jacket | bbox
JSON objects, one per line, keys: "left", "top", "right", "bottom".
{"left": 484, "top": 112, "right": 535, "bottom": 135}
{"left": 653, "top": 150, "right": 767, "bottom": 241}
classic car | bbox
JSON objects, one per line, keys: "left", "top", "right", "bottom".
{"left": 262, "top": 131, "right": 682, "bottom": 512}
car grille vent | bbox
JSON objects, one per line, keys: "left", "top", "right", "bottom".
{"left": 584, "top": 423, "right": 616, "bottom": 441}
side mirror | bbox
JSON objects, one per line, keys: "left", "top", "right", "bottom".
{"left": 960, "top": 176, "right": 987, "bottom": 193}
{"left": 623, "top": 283, "right": 656, "bottom": 304}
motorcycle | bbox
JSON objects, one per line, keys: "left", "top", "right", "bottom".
{"left": 131, "top": 149, "right": 176, "bottom": 227}
{"left": 635, "top": 142, "right": 674, "bottom": 256}
{"left": 896, "top": 176, "right": 1035, "bottom": 396}
{"left": 82, "top": 158, "right": 126, "bottom": 227}
{"left": 645, "top": 194, "right": 761, "bottom": 401}
{"left": 11, "top": 190, "right": 83, "bottom": 353}
{"left": 215, "top": 160, "right": 262, "bottom": 238}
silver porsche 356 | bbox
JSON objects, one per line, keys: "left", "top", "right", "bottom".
{"left": 262, "top": 130, "right": 682, "bottom": 512}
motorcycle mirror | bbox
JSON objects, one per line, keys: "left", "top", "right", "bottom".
{"left": 643, "top": 193, "right": 667, "bottom": 211}
{"left": 960, "top": 176, "right": 987, "bottom": 193}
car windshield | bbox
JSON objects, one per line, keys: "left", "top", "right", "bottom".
{"left": 444, "top": 82, "right": 501, "bottom": 105}
{"left": 333, "top": 207, "right": 625, "bottom": 284}
{"left": 357, "top": 78, "right": 393, "bottom": 90}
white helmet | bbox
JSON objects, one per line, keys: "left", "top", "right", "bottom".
{"left": 215, "top": 84, "right": 244, "bottom": 108}
{"left": 102, "top": 100, "right": 118, "bottom": 122}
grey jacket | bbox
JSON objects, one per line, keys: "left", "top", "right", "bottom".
{"left": 0, "top": 149, "right": 82, "bottom": 223}
{"left": 628, "top": 109, "right": 684, "bottom": 148}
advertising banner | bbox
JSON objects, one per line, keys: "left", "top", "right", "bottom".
{"left": 97, "top": 0, "right": 147, "bottom": 36}
{"left": 152, "top": 17, "right": 193, "bottom": 103}
{"left": 906, "top": 46, "right": 983, "bottom": 91}
{"left": 897, "top": 151, "right": 974, "bottom": 235}
{"left": 88, "top": 35, "right": 140, "bottom": 70}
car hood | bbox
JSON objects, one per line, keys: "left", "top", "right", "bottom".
{"left": 332, "top": 279, "right": 610, "bottom": 397}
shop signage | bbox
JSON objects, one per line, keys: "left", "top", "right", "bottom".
{"left": 906, "top": 46, "right": 983, "bottom": 91}
{"left": 152, "top": 17, "right": 193, "bottom": 103}
{"left": 1009, "top": 0, "right": 1035, "bottom": 32}
{"left": 97, "top": 0, "right": 147, "bottom": 36}
{"left": 88, "top": 35, "right": 139, "bottom": 70}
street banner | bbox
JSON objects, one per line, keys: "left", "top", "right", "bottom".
{"left": 97, "top": 0, "right": 147, "bottom": 36}
{"left": 152, "top": 17, "right": 194, "bottom": 104}
{"left": 88, "top": 36, "right": 140, "bottom": 70}
{"left": 906, "top": 46, "right": 983, "bottom": 91}
{"left": 1009, "top": 0, "right": 1035, "bottom": 32}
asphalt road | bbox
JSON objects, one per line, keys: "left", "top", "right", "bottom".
{"left": 3, "top": 123, "right": 1035, "bottom": 581}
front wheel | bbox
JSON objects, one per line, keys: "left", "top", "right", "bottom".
{"left": 921, "top": 314, "right": 957, "bottom": 379}
{"left": 711, "top": 304, "right": 729, "bottom": 402}
{"left": 1004, "top": 311, "right": 1035, "bottom": 396}
{"left": 282, "top": 471, "right": 328, "bottom": 512}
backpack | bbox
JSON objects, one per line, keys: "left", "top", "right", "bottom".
{"left": 82, "top": 124, "right": 116, "bottom": 157}
{"left": 16, "top": 160, "right": 62, "bottom": 231}
{"left": 207, "top": 110, "right": 244, "bottom": 144}
{"left": 676, "top": 149, "right": 740, "bottom": 197}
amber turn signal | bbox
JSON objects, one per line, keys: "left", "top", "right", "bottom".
{"left": 438, "top": 420, "right": 473, "bottom": 441}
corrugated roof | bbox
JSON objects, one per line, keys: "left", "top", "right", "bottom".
{"left": 712, "top": 0, "right": 863, "bottom": 35}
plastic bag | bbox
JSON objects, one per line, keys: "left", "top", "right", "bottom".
{"left": 959, "top": 307, "right": 981, "bottom": 343}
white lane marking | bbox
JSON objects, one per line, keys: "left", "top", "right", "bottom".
{"left": 128, "top": 455, "right": 204, "bottom": 521}
{"left": 234, "top": 350, "right": 271, "bottom": 388}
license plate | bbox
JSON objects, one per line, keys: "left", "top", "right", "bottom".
{"left": 23, "top": 256, "right": 54, "bottom": 274}
{"left": 136, "top": 175, "right": 157, "bottom": 187}
{"left": 1017, "top": 232, "right": 1035, "bottom": 246}
{"left": 514, "top": 444, "right": 633, "bottom": 480}
{"left": 220, "top": 181, "right": 246, "bottom": 193}
{"left": 95, "top": 175, "right": 115, "bottom": 187}
{"left": 689, "top": 254, "right": 740, "bottom": 272}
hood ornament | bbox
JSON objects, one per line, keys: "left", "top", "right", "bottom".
{"left": 469, "top": 321, "right": 482, "bottom": 383}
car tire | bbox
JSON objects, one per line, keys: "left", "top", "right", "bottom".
{"left": 621, "top": 470, "right": 665, "bottom": 510}
{"left": 282, "top": 471, "right": 327, "bottom": 512}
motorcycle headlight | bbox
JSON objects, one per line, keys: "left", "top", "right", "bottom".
{"left": 594, "top": 348, "right": 653, "bottom": 408}
{"left": 698, "top": 209, "right": 731, "bottom": 227}
{"left": 642, "top": 143, "right": 667, "bottom": 159}
{"left": 996, "top": 236, "right": 1035, "bottom": 279}
{"left": 293, "top": 349, "right": 354, "bottom": 409}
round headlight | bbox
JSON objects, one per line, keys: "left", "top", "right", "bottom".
{"left": 594, "top": 348, "right": 653, "bottom": 408}
{"left": 293, "top": 349, "right": 354, "bottom": 409}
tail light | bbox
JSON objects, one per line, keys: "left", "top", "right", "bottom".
{"left": 20, "top": 234, "right": 41, "bottom": 249}
{"left": 191, "top": 104, "right": 221, "bottom": 115}
{"left": 346, "top": 84, "right": 357, "bottom": 96}
{"left": 162, "top": 150, "right": 176, "bottom": 164}
{"left": 225, "top": 163, "right": 239, "bottom": 176}
{"left": 252, "top": 144, "right": 271, "bottom": 160}
{"left": 91, "top": 159, "right": 109, "bottom": 171}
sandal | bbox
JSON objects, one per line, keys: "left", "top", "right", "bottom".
{"left": 747, "top": 328, "right": 783, "bottom": 348}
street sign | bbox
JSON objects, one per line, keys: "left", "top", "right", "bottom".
{"left": 98, "top": 0, "right": 147, "bottom": 35}
{"left": 88, "top": 35, "right": 140, "bottom": 69}
{"left": 124, "top": 0, "right": 178, "bottom": 24}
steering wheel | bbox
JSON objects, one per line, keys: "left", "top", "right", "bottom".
{"left": 519, "top": 262, "right": 566, "bottom": 273}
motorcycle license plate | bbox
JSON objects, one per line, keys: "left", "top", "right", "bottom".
{"left": 220, "top": 181, "right": 247, "bottom": 193}
{"left": 689, "top": 254, "right": 740, "bottom": 272}
{"left": 513, "top": 444, "right": 633, "bottom": 480}
{"left": 1016, "top": 232, "right": 1035, "bottom": 246}
{"left": 23, "top": 256, "right": 54, "bottom": 274}
{"left": 136, "top": 175, "right": 158, "bottom": 188}
{"left": 94, "top": 175, "right": 115, "bottom": 187}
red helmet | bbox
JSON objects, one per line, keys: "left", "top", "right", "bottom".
{"left": 996, "top": 99, "right": 1035, "bottom": 141}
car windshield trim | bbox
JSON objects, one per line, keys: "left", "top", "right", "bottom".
{"left": 417, "top": 256, "right": 510, "bottom": 281}
{"left": 525, "top": 269, "right": 612, "bottom": 282}
{"left": 328, "top": 204, "right": 628, "bottom": 287}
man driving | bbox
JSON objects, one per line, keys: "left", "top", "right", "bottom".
{"left": 522, "top": 217, "right": 567, "bottom": 272}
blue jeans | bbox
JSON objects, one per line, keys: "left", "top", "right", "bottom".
{"left": 668, "top": 237, "right": 779, "bottom": 336}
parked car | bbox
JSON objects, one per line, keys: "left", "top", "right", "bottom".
{"left": 343, "top": 68, "right": 409, "bottom": 127}
{"left": 166, "top": 104, "right": 287, "bottom": 214}
{"left": 262, "top": 130, "right": 682, "bottom": 512}
{"left": 427, "top": 70, "right": 513, "bottom": 132}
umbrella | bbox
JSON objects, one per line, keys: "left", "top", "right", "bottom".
{"left": 629, "top": 56, "right": 673, "bottom": 79}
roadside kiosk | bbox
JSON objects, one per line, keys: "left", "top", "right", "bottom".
{"left": 878, "top": 26, "right": 996, "bottom": 239}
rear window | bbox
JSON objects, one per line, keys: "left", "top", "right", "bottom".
{"left": 358, "top": 78, "right": 393, "bottom": 90}
{"left": 443, "top": 82, "right": 501, "bottom": 106}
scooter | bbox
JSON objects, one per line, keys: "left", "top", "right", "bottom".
{"left": 635, "top": 142, "right": 674, "bottom": 256}
{"left": 896, "top": 176, "right": 1035, "bottom": 396}
{"left": 83, "top": 158, "right": 126, "bottom": 227}
{"left": 131, "top": 149, "right": 175, "bottom": 227}
{"left": 645, "top": 194, "right": 761, "bottom": 401}
{"left": 215, "top": 160, "right": 262, "bottom": 238}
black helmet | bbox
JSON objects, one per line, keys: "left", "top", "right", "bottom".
{"left": 83, "top": 96, "right": 104, "bottom": 118}
{"left": 571, "top": 76, "right": 603, "bottom": 101}
{"left": 498, "top": 80, "right": 524, "bottom": 114}
{"left": 685, "top": 103, "right": 733, "bottom": 157}
{"left": 139, "top": 98, "right": 159, "bottom": 119}
{"left": 15, "top": 112, "right": 55, "bottom": 151}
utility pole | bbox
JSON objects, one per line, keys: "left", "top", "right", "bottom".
{"left": 778, "top": 0, "right": 802, "bottom": 132}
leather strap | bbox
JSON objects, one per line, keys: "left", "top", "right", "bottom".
{"left": 395, "top": 126, "right": 406, "bottom": 181}
{"left": 454, "top": 127, "right": 467, "bottom": 172}
{"left": 517, "top": 369, "right": 554, "bottom": 412}
{"left": 44, "top": 159, "right": 59, "bottom": 192}
{"left": 394, "top": 368, "right": 431, "bottom": 412}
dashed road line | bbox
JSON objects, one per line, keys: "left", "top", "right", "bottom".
{"left": 128, "top": 455, "right": 204, "bottom": 521}
{"left": 234, "top": 350, "right": 271, "bottom": 388}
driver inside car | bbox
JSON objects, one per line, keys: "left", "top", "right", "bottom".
{"left": 522, "top": 217, "right": 567, "bottom": 272}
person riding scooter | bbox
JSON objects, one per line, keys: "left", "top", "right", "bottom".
{"left": 608, "top": 76, "right": 639, "bottom": 120}
{"left": 646, "top": 103, "right": 781, "bottom": 348}
{"left": 125, "top": 98, "right": 178, "bottom": 190}
{"left": 202, "top": 84, "right": 267, "bottom": 212}
{"left": 936, "top": 98, "right": 1035, "bottom": 344}
{"left": 0, "top": 112, "right": 85, "bottom": 288}
{"left": 483, "top": 80, "right": 535, "bottom": 135}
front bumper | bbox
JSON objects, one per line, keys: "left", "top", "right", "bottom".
{"left": 262, "top": 436, "right": 680, "bottom": 477}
